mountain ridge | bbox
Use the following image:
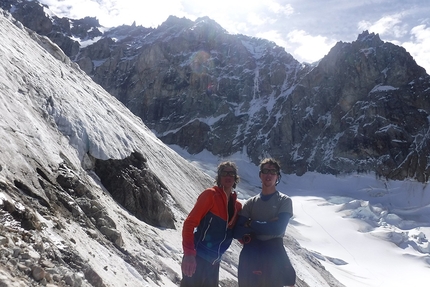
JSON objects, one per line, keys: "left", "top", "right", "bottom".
{"left": 9, "top": 0, "right": 430, "bottom": 182}
{"left": 0, "top": 7, "right": 345, "bottom": 286}
{"left": 43, "top": 7, "right": 430, "bottom": 183}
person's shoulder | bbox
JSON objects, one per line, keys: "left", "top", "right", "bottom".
{"left": 246, "top": 193, "right": 260, "bottom": 201}
{"left": 243, "top": 194, "right": 261, "bottom": 206}
{"left": 276, "top": 191, "right": 292, "bottom": 200}
{"left": 235, "top": 200, "right": 243, "bottom": 209}
{"left": 199, "top": 186, "right": 218, "bottom": 198}
{"left": 276, "top": 192, "right": 293, "bottom": 214}
{"left": 203, "top": 186, "right": 231, "bottom": 199}
{"left": 205, "top": 186, "right": 218, "bottom": 192}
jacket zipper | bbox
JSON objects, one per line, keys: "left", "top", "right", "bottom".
{"left": 212, "top": 188, "right": 230, "bottom": 264}
{"left": 202, "top": 217, "right": 213, "bottom": 241}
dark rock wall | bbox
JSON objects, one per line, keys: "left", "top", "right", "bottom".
{"left": 4, "top": 1, "right": 430, "bottom": 182}
{"left": 94, "top": 152, "right": 176, "bottom": 229}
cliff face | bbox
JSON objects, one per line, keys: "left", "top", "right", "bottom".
{"left": 80, "top": 15, "right": 307, "bottom": 159}
{"left": 82, "top": 20, "right": 430, "bottom": 182}
{"left": 3, "top": 1, "right": 430, "bottom": 183}
{"left": 282, "top": 31, "right": 430, "bottom": 181}
{"left": 0, "top": 8, "right": 344, "bottom": 287}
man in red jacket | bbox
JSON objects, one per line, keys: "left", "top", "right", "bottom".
{"left": 181, "top": 161, "right": 242, "bottom": 287}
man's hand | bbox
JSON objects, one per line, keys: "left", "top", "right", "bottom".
{"left": 181, "top": 255, "right": 197, "bottom": 277}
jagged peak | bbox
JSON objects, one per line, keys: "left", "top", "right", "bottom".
{"left": 156, "top": 15, "right": 229, "bottom": 40}
{"left": 70, "top": 16, "right": 100, "bottom": 27}
{"left": 193, "top": 16, "right": 226, "bottom": 32}
{"left": 159, "top": 15, "right": 194, "bottom": 28}
{"left": 356, "top": 30, "right": 382, "bottom": 44}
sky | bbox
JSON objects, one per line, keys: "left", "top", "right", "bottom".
{"left": 2, "top": 8, "right": 430, "bottom": 287}
{"left": 38, "top": 0, "right": 430, "bottom": 72}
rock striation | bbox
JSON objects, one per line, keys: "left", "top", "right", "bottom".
{"left": 3, "top": 1, "right": 430, "bottom": 182}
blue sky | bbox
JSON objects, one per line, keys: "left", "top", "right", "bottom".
{"left": 39, "top": 0, "right": 430, "bottom": 72}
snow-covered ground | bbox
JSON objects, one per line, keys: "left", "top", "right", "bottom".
{"left": 170, "top": 147, "right": 430, "bottom": 287}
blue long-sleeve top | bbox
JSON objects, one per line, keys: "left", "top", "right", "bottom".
{"left": 233, "top": 191, "right": 293, "bottom": 241}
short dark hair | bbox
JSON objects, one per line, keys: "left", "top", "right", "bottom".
{"left": 259, "top": 158, "right": 282, "bottom": 185}
{"left": 215, "top": 161, "right": 240, "bottom": 188}
{"left": 259, "top": 158, "right": 281, "bottom": 174}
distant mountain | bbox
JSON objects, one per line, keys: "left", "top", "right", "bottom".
{"left": 3, "top": 0, "right": 430, "bottom": 183}
{"left": 0, "top": 5, "right": 345, "bottom": 287}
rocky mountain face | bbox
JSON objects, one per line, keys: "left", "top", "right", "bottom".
{"left": 0, "top": 7, "right": 345, "bottom": 287}
{"left": 3, "top": 0, "right": 430, "bottom": 183}
{"left": 286, "top": 33, "right": 430, "bottom": 181}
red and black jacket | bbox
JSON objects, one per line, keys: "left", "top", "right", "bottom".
{"left": 182, "top": 186, "right": 242, "bottom": 264}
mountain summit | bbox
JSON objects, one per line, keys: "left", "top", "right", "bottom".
{"left": 3, "top": 1, "right": 430, "bottom": 182}
{"left": 0, "top": 6, "right": 346, "bottom": 287}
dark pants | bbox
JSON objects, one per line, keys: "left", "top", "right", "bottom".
{"left": 180, "top": 255, "right": 220, "bottom": 287}
{"left": 238, "top": 237, "right": 296, "bottom": 287}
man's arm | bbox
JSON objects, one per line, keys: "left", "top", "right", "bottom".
{"left": 182, "top": 190, "right": 213, "bottom": 256}
{"left": 247, "top": 212, "right": 291, "bottom": 235}
{"left": 233, "top": 215, "right": 251, "bottom": 239}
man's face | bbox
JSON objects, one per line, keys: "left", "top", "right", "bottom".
{"left": 220, "top": 167, "right": 236, "bottom": 189}
{"left": 260, "top": 164, "right": 278, "bottom": 187}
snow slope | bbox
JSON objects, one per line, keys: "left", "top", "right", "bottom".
{"left": 1, "top": 8, "right": 429, "bottom": 287}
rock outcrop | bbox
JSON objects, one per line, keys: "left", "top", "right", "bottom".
{"left": 279, "top": 31, "right": 430, "bottom": 181}
{"left": 94, "top": 152, "right": 176, "bottom": 229}
{"left": 80, "top": 21, "right": 430, "bottom": 182}
{"left": 3, "top": 1, "right": 430, "bottom": 183}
